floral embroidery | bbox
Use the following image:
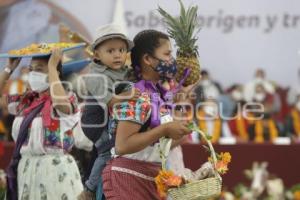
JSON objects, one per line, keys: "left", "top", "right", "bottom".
{"left": 21, "top": 184, "right": 29, "bottom": 200}
{"left": 58, "top": 172, "right": 67, "bottom": 182}
{"left": 7, "top": 94, "right": 21, "bottom": 104}
{"left": 40, "top": 184, "right": 47, "bottom": 200}
{"left": 63, "top": 130, "right": 74, "bottom": 151}
{"left": 23, "top": 159, "right": 30, "bottom": 173}
{"left": 44, "top": 128, "right": 61, "bottom": 147}
{"left": 67, "top": 156, "right": 73, "bottom": 163}
{"left": 9, "top": 92, "right": 78, "bottom": 153}
{"left": 61, "top": 193, "right": 68, "bottom": 200}
{"left": 52, "top": 156, "right": 61, "bottom": 165}
{"left": 48, "top": 119, "right": 59, "bottom": 132}
{"left": 112, "top": 92, "right": 151, "bottom": 124}
{"left": 107, "top": 92, "right": 152, "bottom": 144}
{"left": 35, "top": 159, "right": 41, "bottom": 173}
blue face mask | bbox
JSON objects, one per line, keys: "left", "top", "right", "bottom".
{"left": 152, "top": 56, "right": 177, "bottom": 80}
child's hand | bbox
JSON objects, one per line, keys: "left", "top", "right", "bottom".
{"left": 163, "top": 121, "right": 191, "bottom": 140}
{"left": 48, "top": 48, "right": 63, "bottom": 72}
{"left": 130, "top": 88, "right": 141, "bottom": 101}
{"left": 118, "top": 88, "right": 141, "bottom": 101}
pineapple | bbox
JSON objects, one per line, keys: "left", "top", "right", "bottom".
{"left": 158, "top": 0, "right": 201, "bottom": 86}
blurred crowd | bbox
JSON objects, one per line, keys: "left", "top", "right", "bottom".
{"left": 191, "top": 68, "right": 300, "bottom": 143}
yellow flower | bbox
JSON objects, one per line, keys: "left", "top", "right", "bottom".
{"left": 294, "top": 191, "right": 300, "bottom": 200}
{"left": 209, "top": 152, "right": 231, "bottom": 164}
{"left": 221, "top": 152, "right": 232, "bottom": 164}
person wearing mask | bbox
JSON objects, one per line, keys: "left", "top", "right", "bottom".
{"left": 0, "top": 49, "right": 84, "bottom": 199}
{"left": 227, "top": 84, "right": 249, "bottom": 142}
{"left": 285, "top": 94, "right": 300, "bottom": 141}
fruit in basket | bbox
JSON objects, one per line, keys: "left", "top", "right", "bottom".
{"left": 8, "top": 43, "right": 78, "bottom": 56}
{"left": 158, "top": 0, "right": 201, "bottom": 86}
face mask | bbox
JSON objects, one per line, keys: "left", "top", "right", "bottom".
{"left": 28, "top": 71, "right": 49, "bottom": 92}
{"left": 296, "top": 101, "right": 300, "bottom": 111}
{"left": 254, "top": 77, "right": 264, "bottom": 84}
{"left": 201, "top": 80, "right": 211, "bottom": 87}
{"left": 232, "top": 90, "right": 243, "bottom": 101}
{"left": 153, "top": 56, "right": 177, "bottom": 80}
{"left": 254, "top": 93, "right": 266, "bottom": 102}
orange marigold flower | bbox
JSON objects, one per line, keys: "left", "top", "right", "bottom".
{"left": 155, "top": 170, "right": 183, "bottom": 198}
{"left": 165, "top": 175, "right": 182, "bottom": 187}
{"left": 221, "top": 152, "right": 232, "bottom": 164}
{"left": 216, "top": 161, "right": 229, "bottom": 175}
{"left": 294, "top": 191, "right": 300, "bottom": 200}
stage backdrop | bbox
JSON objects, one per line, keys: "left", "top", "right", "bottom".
{"left": 0, "top": 0, "right": 299, "bottom": 88}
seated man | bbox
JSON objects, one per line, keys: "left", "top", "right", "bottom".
{"left": 196, "top": 99, "right": 235, "bottom": 143}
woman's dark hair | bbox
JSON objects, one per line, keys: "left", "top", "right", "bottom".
{"left": 131, "top": 30, "right": 169, "bottom": 79}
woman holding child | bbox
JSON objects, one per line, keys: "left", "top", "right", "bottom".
{"left": 101, "top": 30, "right": 193, "bottom": 199}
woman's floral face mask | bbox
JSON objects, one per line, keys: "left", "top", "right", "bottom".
{"left": 153, "top": 56, "right": 177, "bottom": 80}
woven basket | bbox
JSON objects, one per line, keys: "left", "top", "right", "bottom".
{"left": 164, "top": 127, "right": 222, "bottom": 200}
{"left": 168, "top": 177, "right": 221, "bottom": 200}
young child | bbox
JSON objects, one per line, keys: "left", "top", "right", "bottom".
{"left": 78, "top": 24, "right": 139, "bottom": 200}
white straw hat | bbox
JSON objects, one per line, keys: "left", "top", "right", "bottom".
{"left": 91, "top": 24, "right": 133, "bottom": 51}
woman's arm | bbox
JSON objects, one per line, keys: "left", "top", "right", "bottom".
{"left": 48, "top": 49, "right": 72, "bottom": 114}
{"left": 0, "top": 58, "right": 21, "bottom": 96}
{"left": 115, "top": 120, "right": 190, "bottom": 155}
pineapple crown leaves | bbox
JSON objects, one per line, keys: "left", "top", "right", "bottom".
{"left": 158, "top": 0, "right": 201, "bottom": 56}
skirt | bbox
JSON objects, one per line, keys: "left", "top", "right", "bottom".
{"left": 102, "top": 157, "right": 161, "bottom": 200}
{"left": 17, "top": 154, "right": 83, "bottom": 200}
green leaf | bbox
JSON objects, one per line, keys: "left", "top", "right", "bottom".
{"left": 202, "top": 145, "right": 211, "bottom": 153}
{"left": 205, "top": 135, "right": 212, "bottom": 140}
{"left": 187, "top": 122, "right": 195, "bottom": 130}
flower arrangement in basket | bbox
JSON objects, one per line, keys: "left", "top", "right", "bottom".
{"left": 155, "top": 122, "right": 232, "bottom": 200}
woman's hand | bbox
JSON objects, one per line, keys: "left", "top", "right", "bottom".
{"left": 7, "top": 57, "right": 22, "bottom": 71}
{"left": 174, "top": 79, "right": 200, "bottom": 103}
{"left": 48, "top": 48, "right": 63, "bottom": 73}
{"left": 181, "top": 78, "right": 201, "bottom": 94}
{"left": 0, "top": 58, "right": 22, "bottom": 94}
{"left": 163, "top": 121, "right": 191, "bottom": 140}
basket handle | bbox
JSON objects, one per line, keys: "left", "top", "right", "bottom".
{"left": 190, "top": 124, "right": 222, "bottom": 182}
{"left": 193, "top": 127, "right": 218, "bottom": 167}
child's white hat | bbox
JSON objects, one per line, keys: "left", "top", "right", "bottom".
{"left": 91, "top": 24, "right": 133, "bottom": 51}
